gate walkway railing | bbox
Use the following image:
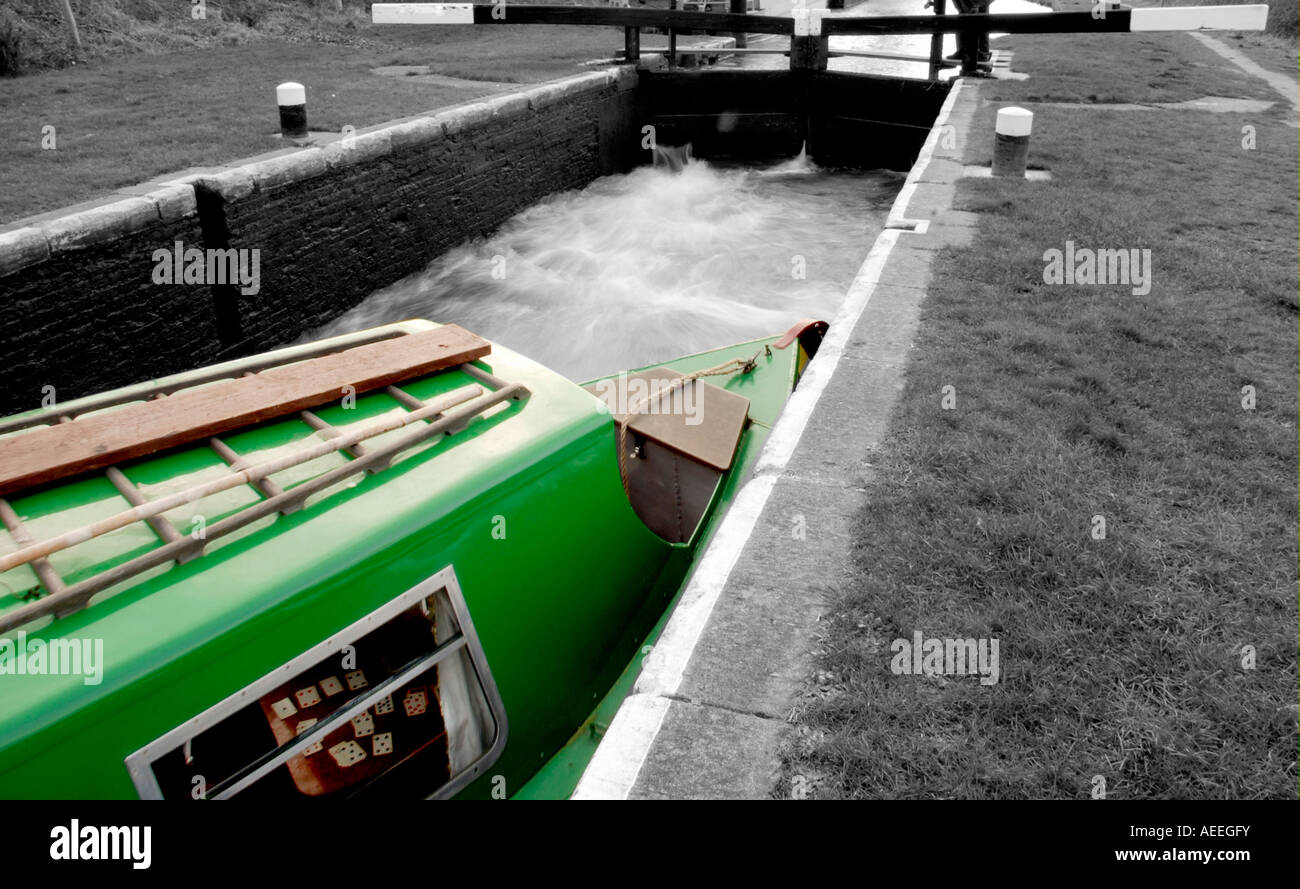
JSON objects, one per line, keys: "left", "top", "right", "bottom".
{"left": 373, "top": 3, "right": 1269, "bottom": 78}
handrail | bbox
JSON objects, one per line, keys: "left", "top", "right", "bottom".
{"left": 377, "top": 3, "right": 796, "bottom": 34}
{"left": 374, "top": 3, "right": 1269, "bottom": 80}
{"left": 374, "top": 4, "right": 1268, "bottom": 36}
{"left": 821, "top": 11, "right": 1131, "bottom": 36}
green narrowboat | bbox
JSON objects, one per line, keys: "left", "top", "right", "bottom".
{"left": 0, "top": 318, "right": 824, "bottom": 800}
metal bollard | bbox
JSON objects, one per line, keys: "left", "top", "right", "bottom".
{"left": 992, "top": 106, "right": 1032, "bottom": 178}
{"left": 277, "top": 82, "right": 309, "bottom": 141}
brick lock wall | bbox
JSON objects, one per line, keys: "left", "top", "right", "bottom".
{"left": 0, "top": 63, "right": 937, "bottom": 420}
{"left": 2, "top": 218, "right": 219, "bottom": 418}
{"left": 0, "top": 69, "right": 639, "bottom": 417}
{"left": 219, "top": 88, "right": 616, "bottom": 356}
{"left": 0, "top": 182, "right": 219, "bottom": 418}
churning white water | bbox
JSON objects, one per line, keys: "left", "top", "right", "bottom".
{"left": 309, "top": 152, "right": 902, "bottom": 381}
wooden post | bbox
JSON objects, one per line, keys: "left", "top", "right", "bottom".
{"left": 669, "top": 0, "right": 677, "bottom": 67}
{"left": 730, "top": 0, "right": 747, "bottom": 49}
{"left": 789, "top": 35, "right": 829, "bottom": 70}
{"left": 928, "top": 0, "right": 947, "bottom": 80}
{"left": 624, "top": 26, "right": 640, "bottom": 63}
{"left": 55, "top": 0, "right": 82, "bottom": 50}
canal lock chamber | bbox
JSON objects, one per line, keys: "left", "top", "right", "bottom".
{"left": 0, "top": 66, "right": 952, "bottom": 412}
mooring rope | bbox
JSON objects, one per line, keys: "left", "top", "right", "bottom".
{"left": 615, "top": 346, "right": 767, "bottom": 497}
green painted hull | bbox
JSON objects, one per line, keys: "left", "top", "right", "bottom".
{"left": 0, "top": 322, "right": 811, "bottom": 800}
{"left": 516, "top": 340, "right": 799, "bottom": 799}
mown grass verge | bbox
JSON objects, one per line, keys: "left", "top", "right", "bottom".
{"left": 0, "top": 3, "right": 623, "bottom": 222}
{"left": 780, "top": 31, "right": 1297, "bottom": 799}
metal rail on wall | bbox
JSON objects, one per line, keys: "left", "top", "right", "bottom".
{"left": 371, "top": 3, "right": 1270, "bottom": 79}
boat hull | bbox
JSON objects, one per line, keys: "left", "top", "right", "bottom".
{"left": 0, "top": 322, "right": 819, "bottom": 800}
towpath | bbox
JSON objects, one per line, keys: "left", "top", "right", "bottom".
{"left": 575, "top": 19, "right": 1297, "bottom": 799}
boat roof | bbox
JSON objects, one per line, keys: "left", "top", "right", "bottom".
{"left": 0, "top": 320, "right": 606, "bottom": 739}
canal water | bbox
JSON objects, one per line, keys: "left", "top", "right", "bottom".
{"left": 309, "top": 0, "right": 1048, "bottom": 380}
{"left": 308, "top": 153, "right": 902, "bottom": 382}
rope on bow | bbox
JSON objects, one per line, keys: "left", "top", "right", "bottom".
{"left": 615, "top": 347, "right": 767, "bottom": 496}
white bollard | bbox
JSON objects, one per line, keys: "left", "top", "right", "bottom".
{"left": 277, "top": 82, "right": 308, "bottom": 141}
{"left": 992, "top": 107, "right": 1032, "bottom": 178}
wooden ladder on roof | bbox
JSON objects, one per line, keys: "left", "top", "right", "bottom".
{"left": 0, "top": 325, "right": 529, "bottom": 634}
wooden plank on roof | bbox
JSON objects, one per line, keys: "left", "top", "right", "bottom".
{"left": 0, "top": 325, "right": 490, "bottom": 497}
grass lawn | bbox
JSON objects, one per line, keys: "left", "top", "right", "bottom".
{"left": 1129, "top": 0, "right": 1298, "bottom": 80}
{"left": 0, "top": 24, "right": 623, "bottom": 224}
{"left": 1222, "top": 34, "right": 1300, "bottom": 80}
{"left": 780, "top": 31, "right": 1298, "bottom": 798}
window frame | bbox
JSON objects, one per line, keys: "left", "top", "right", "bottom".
{"left": 124, "top": 564, "right": 508, "bottom": 800}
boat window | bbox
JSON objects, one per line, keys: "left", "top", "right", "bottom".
{"left": 124, "top": 567, "right": 506, "bottom": 800}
